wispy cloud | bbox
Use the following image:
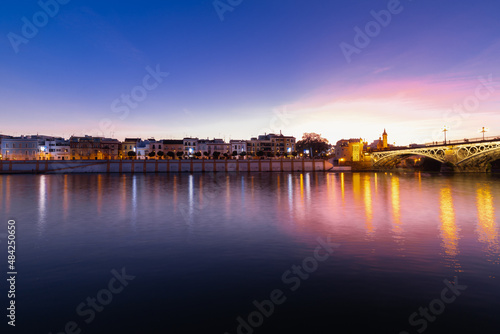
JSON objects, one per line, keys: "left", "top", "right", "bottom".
{"left": 372, "top": 67, "right": 392, "bottom": 75}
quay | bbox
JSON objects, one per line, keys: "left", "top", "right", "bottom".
{"left": 0, "top": 159, "right": 334, "bottom": 174}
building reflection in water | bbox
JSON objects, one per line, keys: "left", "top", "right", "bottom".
{"left": 476, "top": 184, "right": 499, "bottom": 264}
{"left": 6, "top": 176, "right": 12, "bottom": 213}
{"left": 391, "top": 176, "right": 401, "bottom": 228}
{"left": 120, "top": 175, "right": 127, "bottom": 219}
{"left": 199, "top": 176, "right": 204, "bottom": 209}
{"left": 38, "top": 175, "right": 47, "bottom": 235}
{"left": 352, "top": 173, "right": 361, "bottom": 202}
{"left": 1, "top": 176, "right": 11, "bottom": 213}
{"left": 340, "top": 173, "right": 345, "bottom": 203}
{"left": 97, "top": 174, "right": 103, "bottom": 215}
{"left": 305, "top": 173, "right": 311, "bottom": 203}
{"left": 188, "top": 174, "right": 194, "bottom": 220}
{"left": 276, "top": 174, "right": 281, "bottom": 205}
{"left": 63, "top": 175, "right": 69, "bottom": 221}
{"left": 131, "top": 175, "right": 137, "bottom": 228}
{"left": 0, "top": 177, "right": 3, "bottom": 213}
{"left": 173, "top": 175, "right": 178, "bottom": 209}
{"left": 299, "top": 173, "right": 304, "bottom": 203}
{"left": 225, "top": 175, "right": 231, "bottom": 218}
{"left": 364, "top": 175, "right": 374, "bottom": 234}
{"left": 439, "top": 186, "right": 461, "bottom": 270}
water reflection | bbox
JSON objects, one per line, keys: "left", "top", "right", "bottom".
{"left": 353, "top": 173, "right": 361, "bottom": 202}
{"left": 4, "top": 176, "right": 11, "bottom": 213}
{"left": 439, "top": 186, "right": 461, "bottom": 270}
{"left": 363, "top": 175, "right": 373, "bottom": 234}
{"left": 97, "top": 174, "right": 103, "bottom": 215}
{"left": 2, "top": 172, "right": 500, "bottom": 271}
{"left": 476, "top": 184, "right": 499, "bottom": 264}
{"left": 131, "top": 175, "right": 137, "bottom": 228}
{"left": 391, "top": 176, "right": 401, "bottom": 229}
{"left": 188, "top": 174, "right": 194, "bottom": 220}
{"left": 63, "top": 175, "right": 69, "bottom": 220}
{"left": 38, "top": 175, "right": 47, "bottom": 235}
{"left": 340, "top": 172, "right": 345, "bottom": 202}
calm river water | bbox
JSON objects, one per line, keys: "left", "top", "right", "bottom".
{"left": 1, "top": 172, "right": 499, "bottom": 333}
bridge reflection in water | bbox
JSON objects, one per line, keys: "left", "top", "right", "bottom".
{"left": 476, "top": 184, "right": 499, "bottom": 265}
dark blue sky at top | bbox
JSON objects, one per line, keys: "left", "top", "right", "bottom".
{"left": 1, "top": 0, "right": 499, "bottom": 142}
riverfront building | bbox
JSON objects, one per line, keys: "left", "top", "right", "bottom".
{"left": 335, "top": 138, "right": 366, "bottom": 162}
{"left": 122, "top": 138, "right": 141, "bottom": 155}
{"left": 161, "top": 140, "right": 184, "bottom": 156}
{"left": 70, "top": 136, "right": 121, "bottom": 160}
{"left": 230, "top": 140, "right": 247, "bottom": 155}
{"left": 247, "top": 133, "right": 296, "bottom": 157}
{"left": 40, "top": 138, "right": 70, "bottom": 160}
{"left": 0, "top": 136, "right": 39, "bottom": 160}
{"left": 0, "top": 132, "right": 297, "bottom": 160}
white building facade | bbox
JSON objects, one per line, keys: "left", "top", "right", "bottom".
{"left": 1, "top": 136, "right": 39, "bottom": 160}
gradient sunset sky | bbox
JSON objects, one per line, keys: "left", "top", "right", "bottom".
{"left": 1, "top": 0, "right": 499, "bottom": 145}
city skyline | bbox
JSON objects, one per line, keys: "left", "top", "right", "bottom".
{"left": 1, "top": 0, "right": 499, "bottom": 145}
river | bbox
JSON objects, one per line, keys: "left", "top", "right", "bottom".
{"left": 1, "top": 172, "right": 499, "bottom": 333}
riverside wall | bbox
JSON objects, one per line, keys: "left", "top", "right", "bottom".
{"left": 0, "top": 159, "right": 334, "bottom": 174}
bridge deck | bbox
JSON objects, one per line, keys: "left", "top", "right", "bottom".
{"left": 373, "top": 135, "right": 500, "bottom": 152}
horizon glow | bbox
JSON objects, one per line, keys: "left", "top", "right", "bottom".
{"left": 1, "top": 0, "right": 499, "bottom": 145}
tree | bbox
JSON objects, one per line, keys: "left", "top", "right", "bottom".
{"left": 213, "top": 151, "right": 221, "bottom": 159}
{"left": 195, "top": 152, "right": 202, "bottom": 158}
{"left": 127, "top": 151, "right": 136, "bottom": 159}
{"left": 223, "top": 153, "right": 229, "bottom": 159}
{"left": 292, "top": 151, "right": 298, "bottom": 158}
{"left": 176, "top": 151, "right": 183, "bottom": 159}
{"left": 295, "top": 133, "right": 331, "bottom": 158}
{"left": 239, "top": 151, "right": 247, "bottom": 158}
{"left": 232, "top": 151, "right": 238, "bottom": 158}
{"left": 256, "top": 150, "right": 264, "bottom": 158}
{"left": 148, "top": 151, "right": 156, "bottom": 158}
{"left": 203, "top": 151, "right": 210, "bottom": 158}
{"left": 266, "top": 152, "right": 274, "bottom": 158}
{"left": 157, "top": 151, "right": 164, "bottom": 159}
{"left": 167, "top": 151, "right": 175, "bottom": 159}
{"left": 276, "top": 152, "right": 281, "bottom": 158}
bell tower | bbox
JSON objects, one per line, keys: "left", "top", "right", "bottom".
{"left": 382, "top": 129, "right": 388, "bottom": 149}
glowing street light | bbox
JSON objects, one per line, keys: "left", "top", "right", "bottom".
{"left": 442, "top": 126, "right": 449, "bottom": 144}
{"left": 480, "top": 127, "right": 489, "bottom": 141}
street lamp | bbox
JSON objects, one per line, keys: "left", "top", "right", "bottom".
{"left": 480, "top": 127, "right": 489, "bottom": 141}
{"left": 442, "top": 126, "right": 449, "bottom": 144}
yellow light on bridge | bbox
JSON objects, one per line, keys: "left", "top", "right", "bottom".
{"left": 442, "top": 126, "right": 449, "bottom": 144}
{"left": 480, "top": 127, "right": 489, "bottom": 140}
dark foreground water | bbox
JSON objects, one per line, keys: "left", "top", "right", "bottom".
{"left": 1, "top": 172, "right": 499, "bottom": 334}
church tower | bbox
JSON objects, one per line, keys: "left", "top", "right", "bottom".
{"left": 382, "top": 129, "right": 388, "bottom": 149}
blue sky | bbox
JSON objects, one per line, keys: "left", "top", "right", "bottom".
{"left": 1, "top": 0, "right": 499, "bottom": 145}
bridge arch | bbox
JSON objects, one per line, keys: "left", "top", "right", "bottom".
{"left": 372, "top": 149, "right": 446, "bottom": 168}
{"left": 456, "top": 144, "right": 500, "bottom": 171}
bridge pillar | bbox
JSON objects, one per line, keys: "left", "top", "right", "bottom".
{"left": 444, "top": 148, "right": 458, "bottom": 164}
{"left": 456, "top": 162, "right": 489, "bottom": 173}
